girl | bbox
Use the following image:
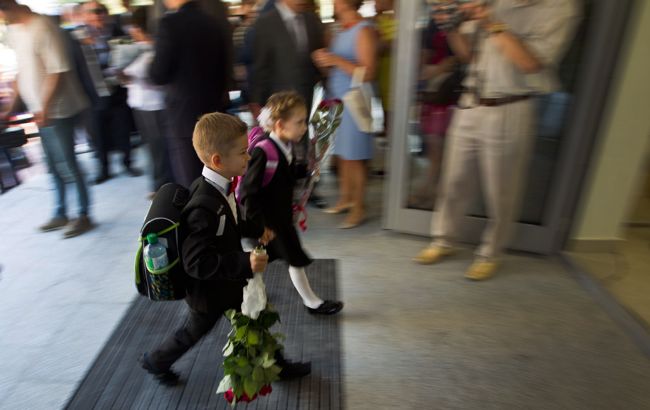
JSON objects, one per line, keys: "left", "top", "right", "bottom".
{"left": 240, "top": 91, "right": 343, "bottom": 315}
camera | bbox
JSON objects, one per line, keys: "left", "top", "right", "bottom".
{"left": 428, "top": 0, "right": 479, "bottom": 31}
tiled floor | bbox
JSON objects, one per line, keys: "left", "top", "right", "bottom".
{"left": 2, "top": 142, "right": 650, "bottom": 409}
{"left": 569, "top": 227, "right": 650, "bottom": 325}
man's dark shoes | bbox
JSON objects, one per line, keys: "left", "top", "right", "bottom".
{"left": 39, "top": 216, "right": 68, "bottom": 232}
{"left": 94, "top": 173, "right": 113, "bottom": 185}
{"left": 307, "top": 300, "right": 344, "bottom": 315}
{"left": 140, "top": 353, "right": 180, "bottom": 386}
{"left": 63, "top": 215, "right": 94, "bottom": 239}
{"left": 126, "top": 166, "right": 144, "bottom": 177}
{"left": 276, "top": 356, "right": 311, "bottom": 380}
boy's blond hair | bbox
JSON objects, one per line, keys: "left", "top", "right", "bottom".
{"left": 192, "top": 112, "right": 247, "bottom": 164}
{"left": 261, "top": 91, "right": 307, "bottom": 131}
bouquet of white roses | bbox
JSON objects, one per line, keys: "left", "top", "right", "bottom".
{"left": 217, "top": 247, "right": 284, "bottom": 406}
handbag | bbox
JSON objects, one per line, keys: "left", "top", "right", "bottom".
{"left": 343, "top": 67, "right": 384, "bottom": 134}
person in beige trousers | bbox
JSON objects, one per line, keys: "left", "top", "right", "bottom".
{"left": 414, "top": 0, "right": 581, "bottom": 280}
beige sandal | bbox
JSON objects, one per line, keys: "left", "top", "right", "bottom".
{"left": 323, "top": 203, "right": 353, "bottom": 214}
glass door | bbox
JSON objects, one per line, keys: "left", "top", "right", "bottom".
{"left": 383, "top": 0, "right": 632, "bottom": 254}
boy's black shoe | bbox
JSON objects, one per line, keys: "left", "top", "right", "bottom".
{"left": 140, "top": 353, "right": 180, "bottom": 386}
{"left": 307, "top": 300, "right": 344, "bottom": 315}
{"left": 275, "top": 355, "right": 311, "bottom": 380}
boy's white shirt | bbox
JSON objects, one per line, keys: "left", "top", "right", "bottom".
{"left": 269, "top": 132, "right": 293, "bottom": 164}
{"left": 202, "top": 166, "right": 238, "bottom": 226}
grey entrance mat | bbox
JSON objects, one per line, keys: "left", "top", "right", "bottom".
{"left": 65, "top": 259, "right": 342, "bottom": 410}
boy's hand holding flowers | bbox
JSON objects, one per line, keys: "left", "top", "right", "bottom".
{"left": 249, "top": 251, "right": 268, "bottom": 273}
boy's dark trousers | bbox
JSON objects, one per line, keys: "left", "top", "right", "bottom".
{"left": 147, "top": 303, "right": 308, "bottom": 380}
{"left": 148, "top": 306, "right": 223, "bottom": 371}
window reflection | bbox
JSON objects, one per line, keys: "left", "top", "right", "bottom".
{"left": 405, "top": 0, "right": 593, "bottom": 226}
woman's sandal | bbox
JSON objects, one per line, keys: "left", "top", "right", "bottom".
{"left": 323, "top": 203, "right": 353, "bottom": 214}
{"left": 338, "top": 213, "right": 366, "bottom": 229}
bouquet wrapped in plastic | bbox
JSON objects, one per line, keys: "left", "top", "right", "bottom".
{"left": 293, "top": 84, "right": 344, "bottom": 230}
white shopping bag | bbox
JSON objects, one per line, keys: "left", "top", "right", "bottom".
{"left": 342, "top": 67, "right": 384, "bottom": 134}
{"left": 241, "top": 272, "right": 267, "bottom": 320}
{"left": 241, "top": 247, "right": 268, "bottom": 319}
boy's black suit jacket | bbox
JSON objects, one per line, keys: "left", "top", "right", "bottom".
{"left": 182, "top": 177, "right": 263, "bottom": 313}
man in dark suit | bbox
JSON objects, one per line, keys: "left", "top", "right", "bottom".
{"left": 149, "top": 0, "right": 232, "bottom": 188}
{"left": 251, "top": 0, "right": 323, "bottom": 116}
{"left": 251, "top": 0, "right": 327, "bottom": 207}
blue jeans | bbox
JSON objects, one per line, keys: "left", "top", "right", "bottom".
{"left": 39, "top": 117, "right": 90, "bottom": 217}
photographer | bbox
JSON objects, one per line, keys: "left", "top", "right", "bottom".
{"left": 414, "top": 0, "right": 581, "bottom": 281}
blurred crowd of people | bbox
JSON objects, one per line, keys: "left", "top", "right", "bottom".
{"left": 0, "top": 0, "right": 398, "bottom": 237}
{"left": 0, "top": 0, "right": 580, "bottom": 283}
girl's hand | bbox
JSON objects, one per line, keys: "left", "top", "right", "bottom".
{"left": 259, "top": 227, "right": 276, "bottom": 245}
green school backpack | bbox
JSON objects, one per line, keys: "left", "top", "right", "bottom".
{"left": 135, "top": 183, "right": 190, "bottom": 301}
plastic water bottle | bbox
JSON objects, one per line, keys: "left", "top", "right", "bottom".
{"left": 144, "top": 233, "right": 168, "bottom": 272}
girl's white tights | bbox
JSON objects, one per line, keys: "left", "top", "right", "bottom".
{"left": 288, "top": 266, "right": 323, "bottom": 309}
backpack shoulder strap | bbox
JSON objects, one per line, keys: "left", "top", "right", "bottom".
{"left": 183, "top": 193, "right": 224, "bottom": 216}
{"left": 183, "top": 181, "right": 224, "bottom": 215}
{"left": 257, "top": 138, "right": 280, "bottom": 187}
{"left": 247, "top": 126, "right": 266, "bottom": 153}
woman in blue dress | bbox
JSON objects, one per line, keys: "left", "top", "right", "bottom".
{"left": 312, "top": 0, "right": 378, "bottom": 229}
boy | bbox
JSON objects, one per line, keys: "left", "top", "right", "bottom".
{"left": 141, "top": 112, "right": 310, "bottom": 385}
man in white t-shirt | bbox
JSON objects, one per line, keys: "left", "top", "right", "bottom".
{"left": 0, "top": 0, "right": 94, "bottom": 238}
